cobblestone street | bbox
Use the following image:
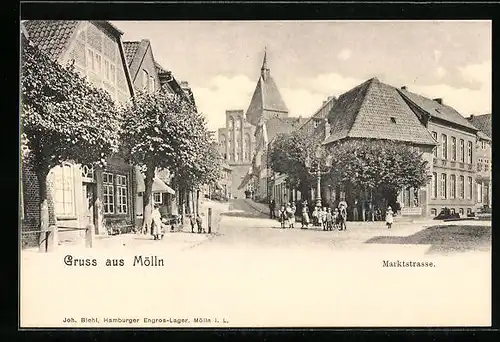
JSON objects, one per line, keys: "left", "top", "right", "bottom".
{"left": 21, "top": 199, "right": 491, "bottom": 327}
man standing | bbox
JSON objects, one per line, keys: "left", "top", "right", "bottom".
{"left": 269, "top": 199, "right": 276, "bottom": 219}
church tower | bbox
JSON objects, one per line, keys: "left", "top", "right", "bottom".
{"left": 245, "top": 48, "right": 289, "bottom": 126}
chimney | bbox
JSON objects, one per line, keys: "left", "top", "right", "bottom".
{"left": 469, "top": 114, "right": 475, "bottom": 120}
{"left": 401, "top": 86, "right": 407, "bottom": 91}
{"left": 433, "top": 98, "right": 443, "bottom": 105}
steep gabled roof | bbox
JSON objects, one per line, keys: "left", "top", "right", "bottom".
{"left": 122, "top": 41, "right": 141, "bottom": 66}
{"left": 323, "top": 78, "right": 436, "bottom": 146}
{"left": 23, "top": 20, "right": 80, "bottom": 61}
{"left": 264, "top": 116, "right": 307, "bottom": 143}
{"left": 398, "top": 88, "right": 477, "bottom": 131}
{"left": 245, "top": 51, "right": 289, "bottom": 125}
{"left": 467, "top": 113, "right": 491, "bottom": 138}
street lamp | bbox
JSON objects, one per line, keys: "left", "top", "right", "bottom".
{"left": 305, "top": 146, "right": 333, "bottom": 208}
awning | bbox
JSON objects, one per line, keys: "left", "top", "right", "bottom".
{"left": 152, "top": 177, "right": 175, "bottom": 194}
{"left": 135, "top": 166, "right": 175, "bottom": 194}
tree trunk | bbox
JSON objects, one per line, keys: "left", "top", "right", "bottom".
{"left": 142, "top": 164, "right": 155, "bottom": 234}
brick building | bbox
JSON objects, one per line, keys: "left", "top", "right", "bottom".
{"left": 21, "top": 21, "right": 136, "bottom": 247}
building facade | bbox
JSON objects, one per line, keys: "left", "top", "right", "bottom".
{"left": 467, "top": 114, "right": 492, "bottom": 210}
{"left": 398, "top": 88, "right": 479, "bottom": 217}
{"left": 21, "top": 20, "right": 136, "bottom": 247}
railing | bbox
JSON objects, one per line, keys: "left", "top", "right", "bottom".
{"left": 22, "top": 223, "right": 95, "bottom": 252}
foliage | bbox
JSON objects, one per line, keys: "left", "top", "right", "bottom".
{"left": 268, "top": 131, "right": 322, "bottom": 190}
{"left": 21, "top": 40, "right": 122, "bottom": 175}
{"left": 326, "top": 139, "right": 431, "bottom": 200}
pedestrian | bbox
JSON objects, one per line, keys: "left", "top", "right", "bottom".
{"left": 386, "top": 206, "right": 394, "bottom": 229}
{"left": 301, "top": 205, "right": 310, "bottom": 229}
{"left": 311, "top": 207, "right": 319, "bottom": 226}
{"left": 333, "top": 208, "right": 340, "bottom": 230}
{"left": 189, "top": 214, "right": 196, "bottom": 233}
{"left": 196, "top": 213, "right": 204, "bottom": 233}
{"left": 320, "top": 207, "right": 328, "bottom": 230}
{"left": 269, "top": 199, "right": 276, "bottom": 219}
{"left": 279, "top": 205, "right": 287, "bottom": 229}
{"left": 151, "top": 204, "right": 163, "bottom": 240}
{"left": 285, "top": 203, "right": 293, "bottom": 228}
{"left": 326, "top": 208, "right": 334, "bottom": 231}
{"left": 338, "top": 203, "right": 347, "bottom": 231}
{"left": 290, "top": 203, "right": 297, "bottom": 228}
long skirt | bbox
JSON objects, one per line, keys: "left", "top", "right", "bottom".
{"left": 302, "top": 213, "right": 310, "bottom": 224}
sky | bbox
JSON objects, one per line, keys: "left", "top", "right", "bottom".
{"left": 112, "top": 20, "right": 491, "bottom": 132}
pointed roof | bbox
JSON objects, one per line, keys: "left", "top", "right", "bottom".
{"left": 398, "top": 88, "right": 477, "bottom": 131}
{"left": 23, "top": 20, "right": 80, "bottom": 61}
{"left": 467, "top": 113, "right": 491, "bottom": 138}
{"left": 323, "top": 78, "right": 437, "bottom": 146}
{"left": 245, "top": 50, "right": 288, "bottom": 124}
{"left": 123, "top": 41, "right": 141, "bottom": 66}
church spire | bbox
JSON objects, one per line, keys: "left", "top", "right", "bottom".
{"left": 261, "top": 47, "right": 270, "bottom": 80}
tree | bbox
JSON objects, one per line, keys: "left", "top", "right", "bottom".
{"left": 120, "top": 88, "right": 221, "bottom": 230}
{"left": 326, "top": 139, "right": 431, "bottom": 206}
{"left": 21, "top": 38, "right": 122, "bottom": 227}
{"left": 268, "top": 131, "right": 319, "bottom": 195}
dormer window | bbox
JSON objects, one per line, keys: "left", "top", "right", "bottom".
{"left": 390, "top": 117, "right": 396, "bottom": 124}
{"left": 313, "top": 120, "right": 319, "bottom": 128}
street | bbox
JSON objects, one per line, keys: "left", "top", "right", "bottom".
{"left": 21, "top": 199, "right": 491, "bottom": 327}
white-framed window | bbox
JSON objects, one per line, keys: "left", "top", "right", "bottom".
{"left": 431, "top": 172, "right": 437, "bottom": 199}
{"left": 441, "top": 134, "right": 448, "bottom": 159}
{"left": 467, "top": 141, "right": 473, "bottom": 164}
{"left": 477, "top": 183, "right": 483, "bottom": 203}
{"left": 484, "top": 159, "right": 489, "bottom": 172}
{"left": 110, "top": 64, "right": 116, "bottom": 84}
{"left": 440, "top": 173, "right": 447, "bottom": 199}
{"left": 432, "top": 131, "right": 438, "bottom": 157}
{"left": 86, "top": 48, "right": 94, "bottom": 70}
{"left": 94, "top": 52, "right": 102, "bottom": 73}
{"left": 314, "top": 120, "right": 319, "bottom": 129}
{"left": 459, "top": 175, "right": 464, "bottom": 199}
{"left": 467, "top": 176, "right": 473, "bottom": 200}
{"left": 430, "top": 208, "right": 437, "bottom": 217}
{"left": 153, "top": 192, "right": 162, "bottom": 205}
{"left": 451, "top": 137, "right": 457, "bottom": 161}
{"left": 116, "top": 175, "right": 128, "bottom": 214}
{"left": 459, "top": 139, "right": 465, "bottom": 162}
{"left": 149, "top": 75, "right": 155, "bottom": 92}
{"left": 53, "top": 163, "right": 75, "bottom": 217}
{"left": 459, "top": 208, "right": 464, "bottom": 216}
{"left": 481, "top": 140, "right": 486, "bottom": 150}
{"left": 142, "top": 69, "right": 149, "bottom": 90}
{"left": 104, "top": 59, "right": 110, "bottom": 80}
{"left": 467, "top": 208, "right": 472, "bottom": 215}
{"left": 450, "top": 174, "right": 456, "bottom": 199}
{"left": 103, "top": 172, "right": 115, "bottom": 214}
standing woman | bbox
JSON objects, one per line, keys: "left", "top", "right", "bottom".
{"left": 285, "top": 203, "right": 292, "bottom": 229}
{"left": 385, "top": 206, "right": 394, "bottom": 229}
{"left": 301, "top": 204, "right": 310, "bottom": 229}
{"left": 151, "top": 204, "right": 163, "bottom": 240}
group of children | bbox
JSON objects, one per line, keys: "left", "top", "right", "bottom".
{"left": 310, "top": 205, "right": 347, "bottom": 231}
{"left": 278, "top": 203, "right": 297, "bottom": 229}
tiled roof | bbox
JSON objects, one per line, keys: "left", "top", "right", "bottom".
{"left": 23, "top": 20, "right": 80, "bottom": 61}
{"left": 467, "top": 113, "right": 491, "bottom": 138}
{"left": 154, "top": 61, "right": 170, "bottom": 75}
{"left": 477, "top": 130, "right": 491, "bottom": 141}
{"left": 398, "top": 88, "right": 477, "bottom": 131}
{"left": 122, "top": 41, "right": 141, "bottom": 66}
{"left": 323, "top": 78, "right": 437, "bottom": 146}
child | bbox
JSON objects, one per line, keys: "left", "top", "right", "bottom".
{"left": 338, "top": 204, "right": 347, "bottom": 231}
{"left": 279, "top": 206, "right": 287, "bottom": 229}
{"left": 311, "top": 207, "right": 319, "bottom": 226}
{"left": 386, "top": 206, "right": 394, "bottom": 229}
{"left": 290, "top": 204, "right": 296, "bottom": 228}
{"left": 333, "top": 208, "right": 339, "bottom": 230}
{"left": 189, "top": 214, "right": 196, "bottom": 233}
{"left": 326, "top": 208, "right": 334, "bottom": 231}
{"left": 196, "top": 214, "right": 204, "bottom": 233}
{"left": 321, "top": 207, "right": 328, "bottom": 231}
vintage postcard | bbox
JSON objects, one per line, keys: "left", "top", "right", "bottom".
{"left": 20, "top": 19, "right": 491, "bottom": 328}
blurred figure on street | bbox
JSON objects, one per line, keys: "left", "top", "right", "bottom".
{"left": 189, "top": 214, "right": 196, "bottom": 233}
{"left": 151, "top": 204, "right": 163, "bottom": 240}
{"left": 321, "top": 207, "right": 328, "bottom": 231}
{"left": 269, "top": 199, "right": 276, "bottom": 219}
{"left": 311, "top": 207, "right": 319, "bottom": 226}
{"left": 386, "top": 206, "right": 394, "bottom": 229}
{"left": 196, "top": 213, "right": 205, "bottom": 233}
{"left": 279, "top": 205, "right": 286, "bottom": 229}
{"left": 338, "top": 202, "right": 347, "bottom": 231}
{"left": 301, "top": 205, "right": 310, "bottom": 229}
{"left": 290, "top": 203, "right": 297, "bottom": 228}
{"left": 326, "top": 207, "right": 334, "bottom": 231}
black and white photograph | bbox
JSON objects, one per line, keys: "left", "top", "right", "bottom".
{"left": 19, "top": 18, "right": 491, "bottom": 327}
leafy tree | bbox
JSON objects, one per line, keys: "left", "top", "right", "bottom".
{"left": 121, "top": 88, "right": 221, "bottom": 229}
{"left": 326, "top": 139, "right": 431, "bottom": 206}
{"left": 21, "top": 38, "right": 122, "bottom": 226}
